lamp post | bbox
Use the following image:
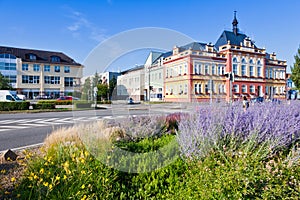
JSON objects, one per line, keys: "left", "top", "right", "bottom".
{"left": 94, "top": 86, "right": 98, "bottom": 108}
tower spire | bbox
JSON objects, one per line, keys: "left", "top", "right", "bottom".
{"left": 232, "top": 11, "right": 239, "bottom": 35}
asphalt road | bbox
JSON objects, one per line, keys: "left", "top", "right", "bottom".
{"left": 0, "top": 102, "right": 190, "bottom": 151}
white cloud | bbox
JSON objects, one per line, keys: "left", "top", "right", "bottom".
{"left": 66, "top": 9, "right": 107, "bottom": 42}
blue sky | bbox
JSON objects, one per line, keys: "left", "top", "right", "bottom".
{"left": 1, "top": 0, "right": 299, "bottom": 75}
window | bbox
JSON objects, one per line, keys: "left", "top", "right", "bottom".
{"left": 265, "top": 69, "right": 269, "bottom": 78}
{"left": 44, "top": 65, "right": 50, "bottom": 72}
{"left": 51, "top": 56, "right": 61, "bottom": 62}
{"left": 269, "top": 68, "right": 273, "bottom": 79}
{"left": 212, "top": 65, "right": 216, "bottom": 75}
{"left": 4, "top": 75, "right": 16, "bottom": 83}
{"left": 218, "top": 65, "right": 224, "bottom": 75}
{"left": 242, "top": 65, "right": 246, "bottom": 76}
{"left": 250, "top": 85, "right": 255, "bottom": 93}
{"left": 64, "top": 77, "right": 74, "bottom": 87}
{"left": 194, "top": 64, "right": 198, "bottom": 74}
{"left": 184, "top": 64, "right": 187, "bottom": 75}
{"left": 44, "top": 76, "right": 60, "bottom": 84}
{"left": 179, "top": 66, "right": 182, "bottom": 75}
{"left": 205, "top": 84, "right": 209, "bottom": 93}
{"left": 250, "top": 66, "right": 254, "bottom": 76}
{"left": 22, "top": 75, "right": 39, "bottom": 84}
{"left": 22, "top": 64, "right": 28, "bottom": 71}
{"left": 27, "top": 54, "right": 36, "bottom": 60}
{"left": 257, "top": 66, "right": 261, "bottom": 77}
{"left": 33, "top": 64, "right": 40, "bottom": 72}
{"left": 184, "top": 84, "right": 187, "bottom": 94}
{"left": 205, "top": 64, "right": 209, "bottom": 75}
{"left": 179, "top": 85, "right": 183, "bottom": 94}
{"left": 233, "top": 84, "right": 239, "bottom": 93}
{"left": 54, "top": 66, "right": 60, "bottom": 72}
{"left": 265, "top": 86, "right": 269, "bottom": 95}
{"left": 64, "top": 66, "right": 70, "bottom": 73}
{"left": 242, "top": 85, "right": 247, "bottom": 93}
{"left": 166, "top": 69, "right": 169, "bottom": 77}
{"left": 194, "top": 83, "right": 202, "bottom": 94}
{"left": 232, "top": 57, "right": 238, "bottom": 75}
{"left": 241, "top": 58, "right": 246, "bottom": 76}
{"left": 159, "top": 72, "right": 162, "bottom": 79}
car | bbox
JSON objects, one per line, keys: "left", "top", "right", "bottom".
{"left": 127, "top": 97, "right": 134, "bottom": 104}
{"left": 56, "top": 96, "right": 79, "bottom": 101}
{"left": 251, "top": 97, "right": 264, "bottom": 103}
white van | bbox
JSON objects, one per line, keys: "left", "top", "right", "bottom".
{"left": 0, "top": 90, "right": 23, "bottom": 102}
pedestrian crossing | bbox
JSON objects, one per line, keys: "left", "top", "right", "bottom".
{"left": 0, "top": 116, "right": 103, "bottom": 132}
{"left": 0, "top": 115, "right": 131, "bottom": 132}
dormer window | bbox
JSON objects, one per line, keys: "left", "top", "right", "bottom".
{"left": 51, "top": 56, "right": 61, "bottom": 62}
{"left": 26, "top": 53, "right": 37, "bottom": 60}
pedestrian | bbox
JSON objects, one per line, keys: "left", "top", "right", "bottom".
{"left": 242, "top": 96, "right": 249, "bottom": 111}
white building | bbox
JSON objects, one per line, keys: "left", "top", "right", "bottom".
{"left": 117, "top": 65, "right": 145, "bottom": 101}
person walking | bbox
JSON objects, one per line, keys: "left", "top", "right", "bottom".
{"left": 242, "top": 96, "right": 249, "bottom": 111}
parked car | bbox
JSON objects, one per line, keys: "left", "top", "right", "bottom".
{"left": 127, "top": 97, "right": 134, "bottom": 104}
{"left": 251, "top": 97, "right": 264, "bottom": 103}
{"left": 35, "top": 95, "right": 53, "bottom": 100}
{"left": 56, "top": 96, "right": 79, "bottom": 101}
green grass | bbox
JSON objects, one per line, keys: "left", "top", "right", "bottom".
{"left": 4, "top": 130, "right": 300, "bottom": 199}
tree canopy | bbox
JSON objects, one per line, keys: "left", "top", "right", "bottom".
{"left": 0, "top": 72, "right": 12, "bottom": 90}
{"left": 291, "top": 47, "right": 300, "bottom": 89}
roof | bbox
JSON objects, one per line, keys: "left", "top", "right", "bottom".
{"left": 215, "top": 30, "right": 256, "bottom": 49}
{"left": 121, "top": 65, "right": 144, "bottom": 74}
{"left": 180, "top": 42, "right": 207, "bottom": 51}
{"left": 0, "top": 46, "right": 82, "bottom": 66}
{"left": 152, "top": 51, "right": 172, "bottom": 64}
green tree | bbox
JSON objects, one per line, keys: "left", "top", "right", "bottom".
{"left": 81, "top": 77, "right": 92, "bottom": 100}
{"left": 108, "top": 77, "right": 117, "bottom": 100}
{"left": 97, "top": 83, "right": 108, "bottom": 101}
{"left": 0, "top": 72, "right": 12, "bottom": 90}
{"left": 291, "top": 47, "right": 300, "bottom": 89}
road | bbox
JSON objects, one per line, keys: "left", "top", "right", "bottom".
{"left": 0, "top": 102, "right": 191, "bottom": 151}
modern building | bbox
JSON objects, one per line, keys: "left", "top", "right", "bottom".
{"left": 116, "top": 65, "right": 145, "bottom": 101}
{"left": 163, "top": 12, "right": 286, "bottom": 102}
{"left": 144, "top": 51, "right": 172, "bottom": 101}
{"left": 0, "top": 46, "right": 83, "bottom": 99}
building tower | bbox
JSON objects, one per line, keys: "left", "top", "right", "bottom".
{"left": 232, "top": 11, "right": 239, "bottom": 35}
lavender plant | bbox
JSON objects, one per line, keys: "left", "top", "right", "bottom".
{"left": 177, "top": 101, "right": 300, "bottom": 160}
{"left": 114, "top": 115, "right": 167, "bottom": 141}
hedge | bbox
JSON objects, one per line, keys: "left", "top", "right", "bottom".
{"left": 0, "top": 102, "right": 30, "bottom": 111}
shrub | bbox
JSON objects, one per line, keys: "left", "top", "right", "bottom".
{"left": 0, "top": 101, "right": 30, "bottom": 111}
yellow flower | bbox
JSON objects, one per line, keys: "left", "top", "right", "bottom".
{"left": 4, "top": 191, "right": 10, "bottom": 195}
{"left": 40, "top": 168, "right": 45, "bottom": 174}
{"left": 55, "top": 175, "right": 60, "bottom": 181}
{"left": 81, "top": 195, "right": 87, "bottom": 200}
{"left": 63, "top": 175, "right": 67, "bottom": 180}
{"left": 17, "top": 193, "right": 21, "bottom": 198}
{"left": 11, "top": 177, "right": 16, "bottom": 182}
{"left": 81, "top": 184, "right": 85, "bottom": 189}
{"left": 43, "top": 182, "right": 49, "bottom": 187}
{"left": 49, "top": 184, "right": 53, "bottom": 190}
{"left": 1, "top": 169, "right": 6, "bottom": 174}
{"left": 81, "top": 170, "right": 86, "bottom": 175}
{"left": 33, "top": 174, "right": 38, "bottom": 180}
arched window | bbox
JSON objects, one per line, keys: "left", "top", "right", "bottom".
{"left": 232, "top": 57, "right": 238, "bottom": 75}
{"left": 249, "top": 59, "right": 254, "bottom": 76}
{"left": 241, "top": 58, "right": 246, "bottom": 76}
